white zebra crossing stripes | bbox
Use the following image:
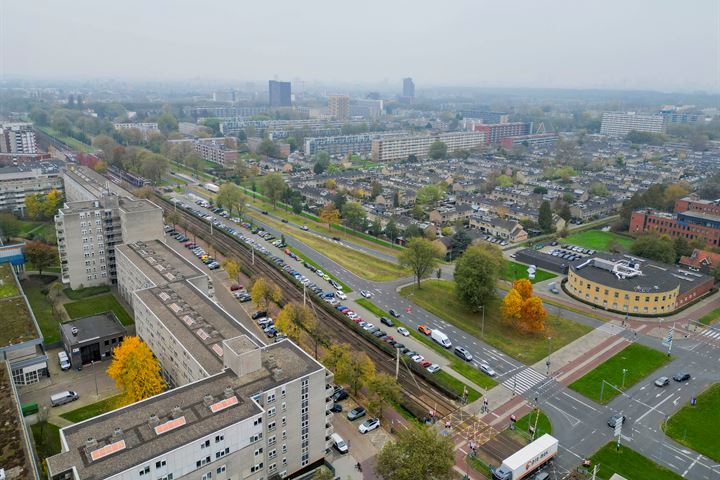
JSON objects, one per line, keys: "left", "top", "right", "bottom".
{"left": 700, "top": 328, "right": 720, "bottom": 340}
{"left": 501, "top": 367, "right": 548, "bottom": 395}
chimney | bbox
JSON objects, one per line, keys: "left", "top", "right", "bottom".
{"left": 85, "top": 437, "right": 97, "bottom": 450}
{"left": 171, "top": 405, "right": 182, "bottom": 419}
{"left": 203, "top": 395, "right": 214, "bottom": 407}
{"left": 148, "top": 414, "right": 160, "bottom": 428}
{"left": 113, "top": 427, "right": 123, "bottom": 439}
{"left": 224, "top": 386, "right": 234, "bottom": 398}
{"left": 271, "top": 368, "right": 284, "bottom": 381}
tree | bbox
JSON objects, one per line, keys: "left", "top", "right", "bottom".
{"left": 313, "top": 151, "right": 330, "bottom": 174}
{"left": 24, "top": 241, "right": 56, "bottom": 276}
{"left": 166, "top": 211, "right": 180, "bottom": 230}
{"left": 257, "top": 138, "right": 279, "bottom": 158}
{"left": 664, "top": 182, "right": 692, "bottom": 210}
{"left": 371, "top": 180, "right": 383, "bottom": 199}
{"left": 415, "top": 184, "right": 443, "bottom": 205}
{"left": 538, "top": 200, "right": 555, "bottom": 233}
{"left": 312, "top": 467, "right": 334, "bottom": 480}
{"left": 399, "top": 238, "right": 442, "bottom": 288}
{"left": 496, "top": 174, "right": 513, "bottom": 188}
{"left": 533, "top": 186, "right": 548, "bottom": 194}
{"left": 428, "top": 141, "right": 448, "bottom": 160}
{"left": 275, "top": 302, "right": 315, "bottom": 343}
{"left": 139, "top": 153, "right": 169, "bottom": 184}
{"left": 184, "top": 152, "right": 202, "bottom": 177}
{"left": 558, "top": 203, "right": 572, "bottom": 222}
{"left": 107, "top": 336, "right": 165, "bottom": 406}
{"left": 333, "top": 192, "right": 347, "bottom": 212}
{"left": 251, "top": 277, "right": 282, "bottom": 310}
{"left": 344, "top": 351, "right": 375, "bottom": 396}
{"left": 221, "top": 258, "right": 242, "bottom": 283}
{"left": 501, "top": 279, "right": 547, "bottom": 333}
{"left": 262, "top": 173, "right": 286, "bottom": 208}
{"left": 0, "top": 213, "right": 20, "bottom": 241}
{"left": 375, "top": 426, "right": 454, "bottom": 480}
{"left": 322, "top": 343, "right": 351, "bottom": 374}
{"left": 216, "top": 183, "right": 246, "bottom": 218}
{"left": 341, "top": 201, "right": 367, "bottom": 231}
{"left": 630, "top": 234, "right": 676, "bottom": 264}
{"left": 319, "top": 204, "right": 340, "bottom": 231}
{"left": 157, "top": 111, "right": 178, "bottom": 134}
{"left": 384, "top": 219, "right": 399, "bottom": 244}
{"left": 454, "top": 244, "right": 504, "bottom": 312}
{"left": 448, "top": 229, "right": 471, "bottom": 259}
{"left": 367, "top": 373, "right": 400, "bottom": 421}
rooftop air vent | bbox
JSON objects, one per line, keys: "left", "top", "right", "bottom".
{"left": 224, "top": 386, "right": 234, "bottom": 398}
{"left": 113, "top": 427, "right": 123, "bottom": 439}
{"left": 148, "top": 414, "right": 160, "bottom": 428}
{"left": 171, "top": 405, "right": 182, "bottom": 419}
{"left": 85, "top": 437, "right": 97, "bottom": 450}
{"left": 71, "top": 327, "right": 79, "bottom": 336}
{"left": 203, "top": 395, "right": 214, "bottom": 407}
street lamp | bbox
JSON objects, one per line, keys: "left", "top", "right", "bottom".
{"left": 622, "top": 368, "right": 628, "bottom": 389}
{"left": 480, "top": 305, "right": 485, "bottom": 337}
{"left": 546, "top": 337, "right": 552, "bottom": 376}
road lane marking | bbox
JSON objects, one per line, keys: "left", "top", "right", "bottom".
{"left": 635, "top": 393, "right": 675, "bottom": 423}
{"left": 560, "top": 391, "right": 599, "bottom": 412}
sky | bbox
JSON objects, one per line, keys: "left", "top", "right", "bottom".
{"left": 1, "top": 0, "right": 718, "bottom": 92}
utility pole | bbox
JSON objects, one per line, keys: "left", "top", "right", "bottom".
{"left": 481, "top": 305, "right": 485, "bottom": 337}
{"left": 622, "top": 368, "right": 628, "bottom": 389}
{"left": 546, "top": 336, "right": 552, "bottom": 376}
{"left": 395, "top": 347, "right": 400, "bottom": 380}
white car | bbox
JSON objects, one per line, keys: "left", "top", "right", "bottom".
{"left": 411, "top": 354, "right": 424, "bottom": 363}
{"left": 335, "top": 291, "right": 347, "bottom": 300}
{"left": 360, "top": 290, "right": 373, "bottom": 298}
{"left": 426, "top": 364, "right": 441, "bottom": 374}
{"left": 397, "top": 327, "right": 409, "bottom": 337}
{"left": 358, "top": 418, "right": 380, "bottom": 434}
{"left": 362, "top": 323, "right": 375, "bottom": 331}
{"left": 347, "top": 312, "right": 358, "bottom": 319}
{"left": 479, "top": 363, "right": 497, "bottom": 377}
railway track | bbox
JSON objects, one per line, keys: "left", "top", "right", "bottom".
{"left": 156, "top": 195, "right": 458, "bottom": 418}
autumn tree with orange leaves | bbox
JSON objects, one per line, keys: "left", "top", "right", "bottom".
{"left": 501, "top": 279, "right": 547, "bottom": 333}
{"left": 107, "top": 336, "right": 165, "bottom": 406}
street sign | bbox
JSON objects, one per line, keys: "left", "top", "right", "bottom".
{"left": 662, "top": 328, "right": 674, "bottom": 348}
{"left": 614, "top": 419, "right": 622, "bottom": 438}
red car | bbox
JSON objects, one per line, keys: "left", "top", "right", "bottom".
{"left": 230, "top": 284, "right": 243, "bottom": 291}
{"left": 420, "top": 360, "right": 432, "bottom": 368}
{"left": 418, "top": 325, "right": 432, "bottom": 336}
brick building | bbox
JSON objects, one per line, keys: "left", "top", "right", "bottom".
{"left": 629, "top": 198, "right": 720, "bottom": 248}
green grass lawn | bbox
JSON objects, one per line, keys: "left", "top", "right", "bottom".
{"left": 63, "top": 293, "right": 133, "bottom": 326}
{"left": 287, "top": 246, "right": 352, "bottom": 292}
{"left": 38, "top": 126, "right": 94, "bottom": 153}
{"left": 400, "top": 280, "right": 592, "bottom": 363}
{"left": 504, "top": 409, "right": 553, "bottom": 445}
{"left": 31, "top": 421, "right": 62, "bottom": 473}
{"left": 590, "top": 442, "right": 683, "bottom": 480}
{"left": 564, "top": 230, "right": 634, "bottom": 252}
{"left": 699, "top": 307, "right": 720, "bottom": 325}
{"left": 568, "top": 343, "right": 671, "bottom": 404}
{"left": 63, "top": 285, "right": 111, "bottom": 300}
{"left": 503, "top": 261, "right": 556, "bottom": 284}
{"left": 60, "top": 394, "right": 123, "bottom": 423}
{"left": 20, "top": 276, "right": 60, "bottom": 343}
{"left": 17, "top": 220, "right": 43, "bottom": 237}
{"left": 664, "top": 383, "right": 720, "bottom": 462}
{"left": 0, "top": 264, "right": 20, "bottom": 298}
{"left": 355, "top": 298, "right": 497, "bottom": 390}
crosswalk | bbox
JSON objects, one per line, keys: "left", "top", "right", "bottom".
{"left": 700, "top": 327, "right": 720, "bottom": 340}
{"left": 501, "top": 367, "right": 548, "bottom": 395}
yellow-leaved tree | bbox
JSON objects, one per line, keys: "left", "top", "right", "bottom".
{"left": 251, "top": 277, "right": 282, "bottom": 310}
{"left": 221, "top": 258, "right": 242, "bottom": 284}
{"left": 501, "top": 279, "right": 547, "bottom": 334}
{"left": 107, "top": 336, "right": 165, "bottom": 406}
{"left": 274, "top": 302, "right": 316, "bottom": 344}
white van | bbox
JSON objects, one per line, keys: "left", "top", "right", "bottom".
{"left": 50, "top": 390, "right": 79, "bottom": 407}
{"left": 431, "top": 330, "right": 452, "bottom": 348}
{"left": 331, "top": 433, "right": 348, "bottom": 454}
{"left": 57, "top": 351, "right": 71, "bottom": 370}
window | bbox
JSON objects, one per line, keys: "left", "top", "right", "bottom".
{"left": 268, "top": 449, "right": 277, "bottom": 459}
{"left": 253, "top": 417, "right": 262, "bottom": 426}
{"left": 216, "top": 466, "right": 226, "bottom": 475}
{"left": 267, "top": 407, "right": 276, "bottom": 418}
{"left": 155, "top": 460, "right": 166, "bottom": 469}
{"left": 268, "top": 421, "right": 276, "bottom": 432}
{"left": 268, "top": 435, "right": 276, "bottom": 447}
{"left": 201, "top": 439, "right": 210, "bottom": 449}
{"left": 281, "top": 402, "right": 286, "bottom": 412}
{"left": 250, "top": 463, "right": 264, "bottom": 473}
{"left": 254, "top": 448, "right": 264, "bottom": 456}
{"left": 267, "top": 393, "right": 276, "bottom": 403}
{"left": 202, "top": 473, "right": 212, "bottom": 480}
{"left": 138, "top": 466, "right": 150, "bottom": 476}
{"left": 215, "top": 434, "right": 224, "bottom": 443}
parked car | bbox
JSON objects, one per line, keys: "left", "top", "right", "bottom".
{"left": 230, "top": 284, "right": 243, "bottom": 291}
{"left": 252, "top": 311, "right": 267, "bottom": 320}
{"left": 347, "top": 406, "right": 366, "bottom": 421}
{"left": 358, "top": 418, "right": 380, "bottom": 434}
{"left": 397, "top": 327, "right": 409, "bottom": 336}
{"left": 332, "top": 389, "right": 348, "bottom": 402}
{"left": 673, "top": 372, "right": 691, "bottom": 382}
{"left": 454, "top": 346, "right": 473, "bottom": 362}
{"left": 426, "top": 364, "right": 441, "bottom": 373}
{"left": 654, "top": 376, "right": 670, "bottom": 387}
{"left": 380, "top": 316, "right": 394, "bottom": 327}
{"left": 57, "top": 351, "right": 71, "bottom": 370}
{"left": 330, "top": 403, "right": 343, "bottom": 413}
{"left": 331, "top": 433, "right": 348, "bottom": 454}
{"left": 389, "top": 309, "right": 400, "bottom": 318}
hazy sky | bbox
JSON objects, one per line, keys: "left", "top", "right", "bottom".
{"left": 2, "top": 0, "right": 718, "bottom": 92}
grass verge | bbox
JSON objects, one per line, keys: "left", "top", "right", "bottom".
{"left": 60, "top": 394, "right": 124, "bottom": 423}
{"left": 355, "top": 298, "right": 497, "bottom": 390}
{"left": 286, "top": 246, "right": 352, "bottom": 293}
{"left": 63, "top": 285, "right": 111, "bottom": 300}
{"left": 590, "top": 442, "right": 683, "bottom": 480}
{"left": 400, "top": 280, "right": 592, "bottom": 364}
{"left": 568, "top": 343, "right": 671, "bottom": 404}
{"left": 21, "top": 276, "right": 60, "bottom": 343}
{"left": 64, "top": 293, "right": 133, "bottom": 326}
{"left": 563, "top": 230, "right": 634, "bottom": 251}
{"left": 503, "top": 261, "right": 556, "bottom": 284}
{"left": 505, "top": 409, "right": 553, "bottom": 445}
{"left": 699, "top": 307, "right": 720, "bottom": 325}
{"left": 664, "top": 383, "right": 720, "bottom": 462}
{"left": 247, "top": 210, "right": 408, "bottom": 281}
{"left": 38, "top": 126, "right": 94, "bottom": 153}
{"left": 31, "top": 421, "right": 61, "bottom": 477}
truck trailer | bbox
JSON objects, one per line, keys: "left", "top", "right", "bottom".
{"left": 204, "top": 183, "right": 220, "bottom": 193}
{"left": 492, "top": 434, "right": 558, "bottom": 480}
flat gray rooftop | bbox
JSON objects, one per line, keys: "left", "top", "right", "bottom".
{"left": 134, "top": 282, "right": 262, "bottom": 375}
{"left": 117, "top": 240, "right": 204, "bottom": 286}
{"left": 61, "top": 312, "right": 126, "bottom": 347}
{"left": 47, "top": 340, "right": 321, "bottom": 480}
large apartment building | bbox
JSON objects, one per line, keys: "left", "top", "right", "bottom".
{"left": 269, "top": 80, "right": 292, "bottom": 107}
{"left": 55, "top": 195, "right": 163, "bottom": 289}
{"left": 629, "top": 197, "right": 720, "bottom": 248}
{"left": 167, "top": 138, "right": 239, "bottom": 166}
{"left": 46, "top": 239, "right": 334, "bottom": 480}
{"left": 0, "top": 122, "right": 38, "bottom": 155}
{"left": 113, "top": 122, "right": 160, "bottom": 140}
{"left": 471, "top": 122, "right": 532, "bottom": 145}
{"left": 0, "top": 160, "right": 63, "bottom": 215}
{"left": 63, "top": 165, "right": 137, "bottom": 202}
{"left": 303, "top": 132, "right": 401, "bottom": 157}
{"left": 327, "top": 95, "right": 350, "bottom": 121}
{"left": 370, "top": 131, "right": 486, "bottom": 162}
{"left": 600, "top": 112, "right": 665, "bottom": 137}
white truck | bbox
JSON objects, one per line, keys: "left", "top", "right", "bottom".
{"left": 204, "top": 183, "right": 220, "bottom": 193}
{"left": 431, "top": 329, "right": 452, "bottom": 348}
{"left": 492, "top": 434, "right": 558, "bottom": 480}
